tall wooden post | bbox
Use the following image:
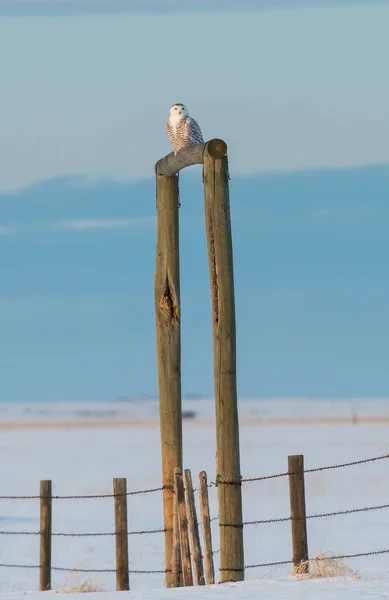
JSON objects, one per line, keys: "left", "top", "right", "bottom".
{"left": 288, "top": 455, "right": 309, "bottom": 572}
{"left": 155, "top": 174, "right": 182, "bottom": 588}
{"left": 39, "top": 480, "right": 52, "bottom": 591}
{"left": 203, "top": 142, "right": 244, "bottom": 582}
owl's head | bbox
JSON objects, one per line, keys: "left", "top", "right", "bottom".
{"left": 169, "top": 103, "right": 189, "bottom": 120}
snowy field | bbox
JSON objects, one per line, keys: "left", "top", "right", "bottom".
{"left": 0, "top": 398, "right": 389, "bottom": 598}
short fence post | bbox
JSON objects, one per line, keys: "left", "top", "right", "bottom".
{"left": 199, "top": 471, "right": 215, "bottom": 585}
{"left": 172, "top": 473, "right": 182, "bottom": 587}
{"left": 288, "top": 455, "right": 309, "bottom": 572}
{"left": 184, "top": 469, "right": 205, "bottom": 585}
{"left": 174, "top": 468, "right": 193, "bottom": 586}
{"left": 39, "top": 480, "right": 52, "bottom": 591}
{"left": 113, "top": 478, "right": 130, "bottom": 590}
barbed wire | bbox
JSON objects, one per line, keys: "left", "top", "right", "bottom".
{"left": 219, "top": 453, "right": 389, "bottom": 485}
{"left": 0, "top": 563, "right": 167, "bottom": 574}
{"left": 243, "top": 548, "right": 389, "bottom": 570}
{"left": 304, "top": 454, "right": 389, "bottom": 474}
{"left": 0, "top": 516, "right": 220, "bottom": 538}
{"left": 129, "top": 528, "right": 165, "bottom": 536}
{"left": 0, "top": 486, "right": 164, "bottom": 501}
{"left": 0, "top": 528, "right": 165, "bottom": 537}
{"left": 0, "top": 514, "right": 220, "bottom": 538}
{"left": 3, "top": 548, "right": 388, "bottom": 576}
{"left": 242, "top": 502, "right": 389, "bottom": 526}
{"left": 0, "top": 453, "right": 387, "bottom": 501}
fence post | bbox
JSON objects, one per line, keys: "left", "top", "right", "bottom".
{"left": 172, "top": 481, "right": 182, "bottom": 588}
{"left": 39, "top": 480, "right": 52, "bottom": 591}
{"left": 288, "top": 455, "right": 309, "bottom": 572}
{"left": 175, "top": 468, "right": 193, "bottom": 586}
{"left": 155, "top": 174, "right": 182, "bottom": 588}
{"left": 199, "top": 471, "right": 215, "bottom": 585}
{"left": 184, "top": 469, "right": 205, "bottom": 585}
{"left": 203, "top": 142, "right": 244, "bottom": 582}
{"left": 113, "top": 478, "right": 130, "bottom": 590}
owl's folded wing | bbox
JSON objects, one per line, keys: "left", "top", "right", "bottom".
{"left": 186, "top": 117, "right": 204, "bottom": 146}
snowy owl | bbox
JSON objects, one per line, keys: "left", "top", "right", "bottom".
{"left": 166, "top": 103, "right": 204, "bottom": 154}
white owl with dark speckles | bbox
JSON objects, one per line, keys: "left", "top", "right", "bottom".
{"left": 166, "top": 103, "right": 204, "bottom": 154}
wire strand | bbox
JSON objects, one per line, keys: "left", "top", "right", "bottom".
{"left": 240, "top": 453, "right": 389, "bottom": 483}
{"left": 243, "top": 502, "right": 389, "bottom": 526}
{"left": 0, "top": 528, "right": 165, "bottom": 537}
{"left": 244, "top": 548, "right": 389, "bottom": 570}
{"left": 0, "top": 486, "right": 164, "bottom": 501}
{"left": 0, "top": 563, "right": 167, "bottom": 574}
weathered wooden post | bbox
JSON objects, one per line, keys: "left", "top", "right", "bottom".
{"left": 154, "top": 172, "right": 182, "bottom": 587}
{"left": 113, "top": 478, "right": 130, "bottom": 590}
{"left": 175, "top": 468, "right": 193, "bottom": 586}
{"left": 288, "top": 455, "right": 309, "bottom": 572}
{"left": 203, "top": 142, "right": 244, "bottom": 582}
{"left": 172, "top": 480, "right": 182, "bottom": 587}
{"left": 155, "top": 139, "right": 232, "bottom": 585}
{"left": 199, "top": 471, "right": 215, "bottom": 585}
{"left": 184, "top": 469, "right": 205, "bottom": 585}
{"left": 39, "top": 480, "right": 52, "bottom": 591}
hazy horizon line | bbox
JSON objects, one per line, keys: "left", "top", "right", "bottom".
{"left": 1, "top": 160, "right": 389, "bottom": 197}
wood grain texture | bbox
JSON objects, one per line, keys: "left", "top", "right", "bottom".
{"left": 203, "top": 150, "right": 244, "bottom": 583}
{"left": 39, "top": 480, "right": 52, "bottom": 591}
{"left": 113, "top": 478, "right": 130, "bottom": 590}
{"left": 175, "top": 469, "right": 193, "bottom": 586}
{"left": 155, "top": 139, "right": 227, "bottom": 177}
{"left": 184, "top": 469, "right": 205, "bottom": 585}
{"left": 288, "top": 455, "right": 309, "bottom": 572}
{"left": 199, "top": 471, "right": 215, "bottom": 585}
{"left": 155, "top": 175, "right": 183, "bottom": 587}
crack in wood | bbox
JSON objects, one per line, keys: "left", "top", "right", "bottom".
{"left": 159, "top": 274, "right": 179, "bottom": 326}
{"left": 208, "top": 219, "right": 219, "bottom": 325}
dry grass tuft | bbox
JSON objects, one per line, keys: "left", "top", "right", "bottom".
{"left": 58, "top": 565, "right": 104, "bottom": 593}
{"left": 58, "top": 581, "right": 101, "bottom": 593}
{"left": 58, "top": 575, "right": 102, "bottom": 593}
{"left": 64, "top": 581, "right": 100, "bottom": 593}
{"left": 291, "top": 554, "right": 360, "bottom": 580}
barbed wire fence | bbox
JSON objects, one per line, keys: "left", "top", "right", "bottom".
{"left": 0, "top": 481, "right": 172, "bottom": 591}
{"left": 231, "top": 452, "right": 389, "bottom": 575}
{"left": 0, "top": 452, "right": 388, "bottom": 590}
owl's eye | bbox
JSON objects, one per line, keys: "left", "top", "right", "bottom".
{"left": 174, "top": 107, "right": 178, "bottom": 110}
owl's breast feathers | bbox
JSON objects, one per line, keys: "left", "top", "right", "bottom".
{"left": 166, "top": 116, "right": 204, "bottom": 153}
{"left": 166, "top": 120, "right": 175, "bottom": 146}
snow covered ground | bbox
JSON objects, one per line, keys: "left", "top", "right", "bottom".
{"left": 4, "top": 578, "right": 389, "bottom": 599}
{"left": 0, "top": 398, "right": 389, "bottom": 598}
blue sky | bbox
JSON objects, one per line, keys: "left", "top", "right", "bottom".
{"left": 0, "top": 1, "right": 388, "bottom": 401}
{"left": 0, "top": 166, "right": 387, "bottom": 402}
{"left": 0, "top": 2, "right": 389, "bottom": 190}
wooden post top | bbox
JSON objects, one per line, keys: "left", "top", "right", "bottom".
{"left": 155, "top": 139, "right": 228, "bottom": 177}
